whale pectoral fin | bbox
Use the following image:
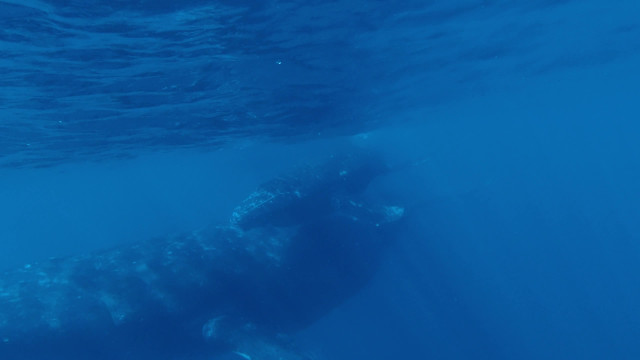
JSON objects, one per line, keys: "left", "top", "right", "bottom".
{"left": 229, "top": 335, "right": 317, "bottom": 360}
{"left": 201, "top": 317, "right": 315, "bottom": 360}
{"left": 232, "top": 351, "right": 252, "bottom": 360}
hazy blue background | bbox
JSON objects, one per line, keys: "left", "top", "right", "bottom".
{"left": 2, "top": 0, "right": 640, "bottom": 359}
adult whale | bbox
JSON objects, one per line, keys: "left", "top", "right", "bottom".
{"left": 0, "top": 152, "right": 404, "bottom": 359}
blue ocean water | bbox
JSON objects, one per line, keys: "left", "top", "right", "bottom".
{"left": 2, "top": 0, "right": 640, "bottom": 359}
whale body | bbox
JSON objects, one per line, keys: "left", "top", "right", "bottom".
{"left": 0, "top": 153, "right": 403, "bottom": 359}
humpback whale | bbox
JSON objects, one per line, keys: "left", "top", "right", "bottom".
{"left": 0, "top": 153, "right": 404, "bottom": 360}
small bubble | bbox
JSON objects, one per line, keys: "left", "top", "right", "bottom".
{"left": 275, "top": 60, "right": 282, "bottom": 65}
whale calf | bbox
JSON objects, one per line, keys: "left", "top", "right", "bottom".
{"left": 0, "top": 153, "right": 404, "bottom": 359}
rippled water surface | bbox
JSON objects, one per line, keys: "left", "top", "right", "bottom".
{"left": 3, "top": 0, "right": 639, "bottom": 166}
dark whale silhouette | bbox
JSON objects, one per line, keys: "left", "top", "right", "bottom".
{"left": 0, "top": 153, "right": 404, "bottom": 360}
